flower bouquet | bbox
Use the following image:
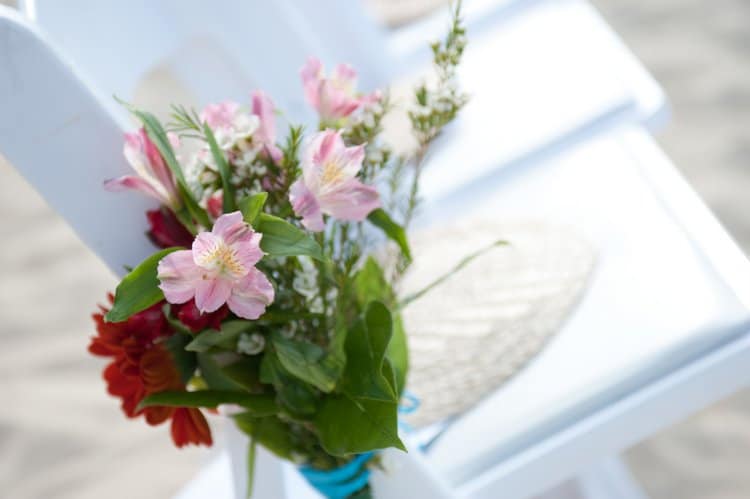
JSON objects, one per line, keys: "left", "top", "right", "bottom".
{"left": 89, "top": 4, "right": 468, "bottom": 498}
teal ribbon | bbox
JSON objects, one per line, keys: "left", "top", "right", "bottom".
{"left": 299, "top": 452, "right": 373, "bottom": 498}
{"left": 299, "top": 392, "right": 421, "bottom": 498}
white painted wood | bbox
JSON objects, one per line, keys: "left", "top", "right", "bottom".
{"left": 16, "top": 2, "right": 297, "bottom": 124}
{"left": 224, "top": 422, "right": 294, "bottom": 499}
{"left": 454, "top": 326, "right": 750, "bottom": 499}
{"left": 423, "top": 125, "right": 750, "bottom": 486}
{"left": 416, "top": 0, "right": 636, "bottom": 202}
{"left": 370, "top": 439, "right": 457, "bottom": 499}
{"left": 3, "top": 5, "right": 740, "bottom": 499}
{"left": 0, "top": 6, "right": 155, "bottom": 276}
{"left": 173, "top": 453, "right": 234, "bottom": 499}
{"left": 174, "top": 126, "right": 750, "bottom": 497}
{"left": 576, "top": 457, "right": 649, "bottom": 499}
{"left": 21, "top": 0, "right": 666, "bottom": 173}
{"left": 180, "top": 434, "right": 460, "bottom": 499}
{"left": 390, "top": 0, "right": 666, "bottom": 130}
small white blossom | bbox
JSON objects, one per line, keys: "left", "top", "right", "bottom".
{"left": 237, "top": 333, "right": 266, "bottom": 355}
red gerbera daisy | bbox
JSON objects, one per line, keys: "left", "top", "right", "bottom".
{"left": 89, "top": 295, "right": 212, "bottom": 447}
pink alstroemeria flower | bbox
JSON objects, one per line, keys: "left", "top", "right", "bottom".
{"left": 251, "top": 90, "right": 283, "bottom": 164}
{"left": 289, "top": 130, "right": 380, "bottom": 231}
{"left": 300, "top": 57, "right": 379, "bottom": 123}
{"left": 201, "top": 101, "right": 258, "bottom": 149}
{"left": 201, "top": 95, "right": 282, "bottom": 163}
{"left": 200, "top": 101, "right": 240, "bottom": 130}
{"left": 157, "top": 212, "right": 274, "bottom": 320}
{"left": 104, "top": 128, "right": 180, "bottom": 209}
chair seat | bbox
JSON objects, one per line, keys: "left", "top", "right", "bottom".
{"left": 174, "top": 126, "right": 750, "bottom": 498}
{"left": 420, "top": 127, "right": 750, "bottom": 488}
{"left": 395, "top": 0, "right": 667, "bottom": 202}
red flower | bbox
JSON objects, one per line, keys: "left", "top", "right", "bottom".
{"left": 206, "top": 192, "right": 223, "bottom": 219}
{"left": 89, "top": 295, "right": 212, "bottom": 447}
{"left": 146, "top": 207, "right": 194, "bottom": 249}
{"left": 173, "top": 299, "right": 229, "bottom": 333}
{"left": 171, "top": 407, "right": 213, "bottom": 448}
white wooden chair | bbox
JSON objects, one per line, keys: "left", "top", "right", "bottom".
{"left": 176, "top": 124, "right": 750, "bottom": 499}
{"left": 19, "top": 0, "right": 667, "bottom": 181}
{"left": 4, "top": 4, "right": 750, "bottom": 499}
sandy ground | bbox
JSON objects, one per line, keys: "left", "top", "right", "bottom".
{"left": 2, "top": 0, "right": 750, "bottom": 498}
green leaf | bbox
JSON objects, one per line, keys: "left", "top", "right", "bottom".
{"left": 271, "top": 333, "right": 344, "bottom": 393}
{"left": 353, "top": 257, "right": 394, "bottom": 307}
{"left": 246, "top": 438, "right": 256, "bottom": 499}
{"left": 179, "top": 183, "right": 212, "bottom": 229}
{"left": 198, "top": 352, "right": 247, "bottom": 391}
{"left": 233, "top": 414, "right": 294, "bottom": 460}
{"left": 260, "top": 352, "right": 318, "bottom": 416}
{"left": 239, "top": 192, "right": 268, "bottom": 226}
{"left": 221, "top": 356, "right": 264, "bottom": 393}
{"left": 105, "top": 247, "right": 181, "bottom": 323}
{"left": 316, "top": 395, "right": 405, "bottom": 456}
{"left": 367, "top": 209, "right": 411, "bottom": 261}
{"left": 386, "top": 314, "right": 409, "bottom": 396}
{"left": 256, "top": 308, "right": 324, "bottom": 325}
{"left": 203, "top": 122, "right": 237, "bottom": 213}
{"left": 186, "top": 321, "right": 253, "bottom": 352}
{"left": 255, "top": 213, "right": 325, "bottom": 261}
{"left": 132, "top": 109, "right": 188, "bottom": 185}
{"left": 130, "top": 107, "right": 211, "bottom": 227}
{"left": 351, "top": 261, "right": 408, "bottom": 396}
{"left": 162, "top": 304, "right": 193, "bottom": 335}
{"left": 139, "top": 390, "right": 277, "bottom": 415}
{"left": 400, "top": 239, "right": 507, "bottom": 307}
{"left": 341, "top": 302, "right": 397, "bottom": 402}
{"left": 164, "top": 332, "right": 198, "bottom": 384}
{"left": 381, "top": 358, "right": 398, "bottom": 395}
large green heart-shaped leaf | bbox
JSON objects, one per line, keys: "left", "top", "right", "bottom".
{"left": 386, "top": 314, "right": 409, "bottom": 396}
{"left": 353, "top": 257, "right": 394, "bottom": 308}
{"left": 351, "top": 260, "right": 409, "bottom": 395}
{"left": 341, "top": 301, "right": 397, "bottom": 402}
{"left": 316, "top": 395, "right": 404, "bottom": 456}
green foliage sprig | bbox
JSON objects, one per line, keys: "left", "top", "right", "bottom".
{"left": 101, "top": 4, "right": 469, "bottom": 498}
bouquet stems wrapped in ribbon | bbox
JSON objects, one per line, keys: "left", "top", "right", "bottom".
{"left": 89, "top": 4, "right": 468, "bottom": 498}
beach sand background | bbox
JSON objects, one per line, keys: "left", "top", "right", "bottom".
{"left": 2, "top": 0, "right": 750, "bottom": 497}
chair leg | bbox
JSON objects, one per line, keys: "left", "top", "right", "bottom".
{"left": 532, "top": 456, "right": 648, "bottom": 499}
{"left": 226, "top": 421, "right": 290, "bottom": 499}
{"left": 574, "top": 456, "right": 649, "bottom": 499}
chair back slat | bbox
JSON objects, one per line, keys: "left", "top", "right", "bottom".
{"left": 0, "top": 7, "right": 156, "bottom": 275}
{"left": 21, "top": 0, "right": 392, "bottom": 124}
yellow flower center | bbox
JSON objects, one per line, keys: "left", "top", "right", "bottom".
{"left": 197, "top": 242, "right": 246, "bottom": 278}
{"left": 321, "top": 160, "right": 345, "bottom": 186}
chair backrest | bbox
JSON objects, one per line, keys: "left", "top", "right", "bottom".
{"left": 0, "top": 6, "right": 155, "bottom": 275}
{"left": 0, "top": 8, "right": 461, "bottom": 497}
{"left": 19, "top": 0, "right": 393, "bottom": 123}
